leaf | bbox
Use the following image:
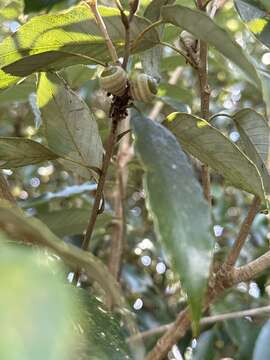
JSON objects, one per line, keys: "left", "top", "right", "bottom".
{"left": 142, "top": 0, "right": 175, "bottom": 81}
{"left": 235, "top": 0, "right": 270, "bottom": 49}
{"left": 253, "top": 319, "right": 270, "bottom": 359}
{"left": 0, "top": 4, "right": 159, "bottom": 77}
{"left": 0, "top": 137, "right": 58, "bottom": 168}
{"left": 0, "top": 80, "right": 35, "bottom": 104}
{"left": 192, "top": 330, "right": 216, "bottom": 360}
{"left": 166, "top": 113, "right": 266, "bottom": 201}
{"left": 0, "top": 202, "right": 142, "bottom": 357}
{"left": 0, "top": 70, "right": 22, "bottom": 92}
{"left": 232, "top": 108, "right": 270, "bottom": 193}
{"left": 0, "top": 241, "right": 79, "bottom": 360}
{"left": 141, "top": 46, "right": 162, "bottom": 81}
{"left": 131, "top": 113, "right": 213, "bottom": 326}
{"left": 38, "top": 207, "right": 111, "bottom": 237}
{"left": 24, "top": 0, "right": 66, "bottom": 13}
{"left": 0, "top": 0, "right": 22, "bottom": 20}
{"left": 161, "top": 4, "right": 260, "bottom": 87}
{"left": 144, "top": 0, "right": 175, "bottom": 22}
{"left": 77, "top": 291, "right": 131, "bottom": 360}
{"left": 37, "top": 72, "right": 103, "bottom": 179}
{"left": 20, "top": 182, "right": 97, "bottom": 208}
{"left": 160, "top": 96, "right": 190, "bottom": 113}
{"left": 0, "top": 202, "right": 125, "bottom": 309}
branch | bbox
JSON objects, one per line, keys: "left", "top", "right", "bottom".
{"left": 85, "top": 0, "right": 119, "bottom": 63}
{"left": 225, "top": 196, "right": 260, "bottom": 267}
{"left": 129, "top": 305, "right": 270, "bottom": 343}
{"left": 108, "top": 117, "right": 132, "bottom": 280}
{"left": 197, "top": 4, "right": 211, "bottom": 205}
{"left": 82, "top": 117, "right": 119, "bottom": 251}
{"left": 160, "top": 41, "right": 198, "bottom": 68}
{"left": 233, "top": 250, "right": 270, "bottom": 283}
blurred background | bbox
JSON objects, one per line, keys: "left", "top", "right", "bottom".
{"left": 0, "top": 0, "right": 270, "bottom": 359}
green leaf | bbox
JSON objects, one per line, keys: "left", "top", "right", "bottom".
{"left": 0, "top": 70, "right": 22, "bottom": 92}
{"left": 0, "top": 79, "right": 35, "bottom": 104}
{"left": 232, "top": 108, "right": 270, "bottom": 193}
{"left": 0, "top": 4, "right": 159, "bottom": 77}
{"left": 38, "top": 207, "right": 111, "bottom": 237}
{"left": 0, "top": 202, "right": 125, "bottom": 309}
{"left": 165, "top": 113, "right": 266, "bottom": 201}
{"left": 235, "top": 0, "right": 270, "bottom": 49}
{"left": 144, "top": 0, "right": 175, "bottom": 22}
{"left": 192, "top": 330, "right": 216, "bottom": 360}
{"left": 20, "top": 182, "right": 97, "bottom": 208}
{"left": 142, "top": 0, "right": 175, "bottom": 81}
{"left": 0, "top": 202, "right": 142, "bottom": 357}
{"left": 131, "top": 113, "right": 213, "bottom": 326}
{"left": 0, "top": 0, "right": 22, "bottom": 20}
{"left": 0, "top": 137, "right": 58, "bottom": 168}
{"left": 77, "top": 291, "right": 131, "bottom": 360}
{"left": 24, "top": 0, "right": 66, "bottom": 13}
{"left": 0, "top": 240, "right": 78, "bottom": 360}
{"left": 160, "top": 96, "right": 190, "bottom": 113}
{"left": 37, "top": 72, "right": 103, "bottom": 179}
{"left": 253, "top": 319, "right": 270, "bottom": 359}
{"left": 161, "top": 4, "right": 260, "bottom": 87}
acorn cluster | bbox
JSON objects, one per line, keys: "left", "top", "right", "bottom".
{"left": 99, "top": 65, "right": 158, "bottom": 104}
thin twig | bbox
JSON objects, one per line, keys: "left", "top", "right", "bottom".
{"left": 82, "top": 118, "right": 119, "bottom": 251}
{"left": 197, "top": 2, "right": 211, "bottom": 206}
{"left": 108, "top": 117, "right": 132, "bottom": 280}
{"left": 160, "top": 41, "right": 198, "bottom": 68}
{"left": 85, "top": 0, "right": 119, "bottom": 63}
{"left": 129, "top": 305, "right": 270, "bottom": 343}
{"left": 225, "top": 196, "right": 260, "bottom": 267}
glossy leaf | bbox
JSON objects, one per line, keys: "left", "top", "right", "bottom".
{"left": 76, "top": 291, "right": 131, "bottom": 360}
{"left": 0, "top": 137, "right": 58, "bottom": 168}
{"left": 253, "top": 319, "right": 270, "bottom": 359}
{"left": 37, "top": 72, "right": 103, "bottom": 179}
{"left": 235, "top": 0, "right": 270, "bottom": 49}
{"left": 0, "top": 4, "right": 159, "bottom": 77}
{"left": 161, "top": 4, "right": 260, "bottom": 87}
{"left": 166, "top": 113, "right": 266, "bottom": 201}
{"left": 38, "top": 207, "right": 111, "bottom": 237}
{"left": 132, "top": 113, "right": 213, "bottom": 326}
{"left": 232, "top": 108, "right": 270, "bottom": 193}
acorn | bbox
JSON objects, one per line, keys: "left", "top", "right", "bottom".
{"left": 179, "top": 30, "right": 198, "bottom": 52}
{"left": 129, "top": 73, "right": 158, "bottom": 103}
{"left": 99, "top": 65, "right": 128, "bottom": 96}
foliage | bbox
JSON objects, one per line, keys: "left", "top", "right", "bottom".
{"left": 0, "top": 0, "right": 270, "bottom": 359}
